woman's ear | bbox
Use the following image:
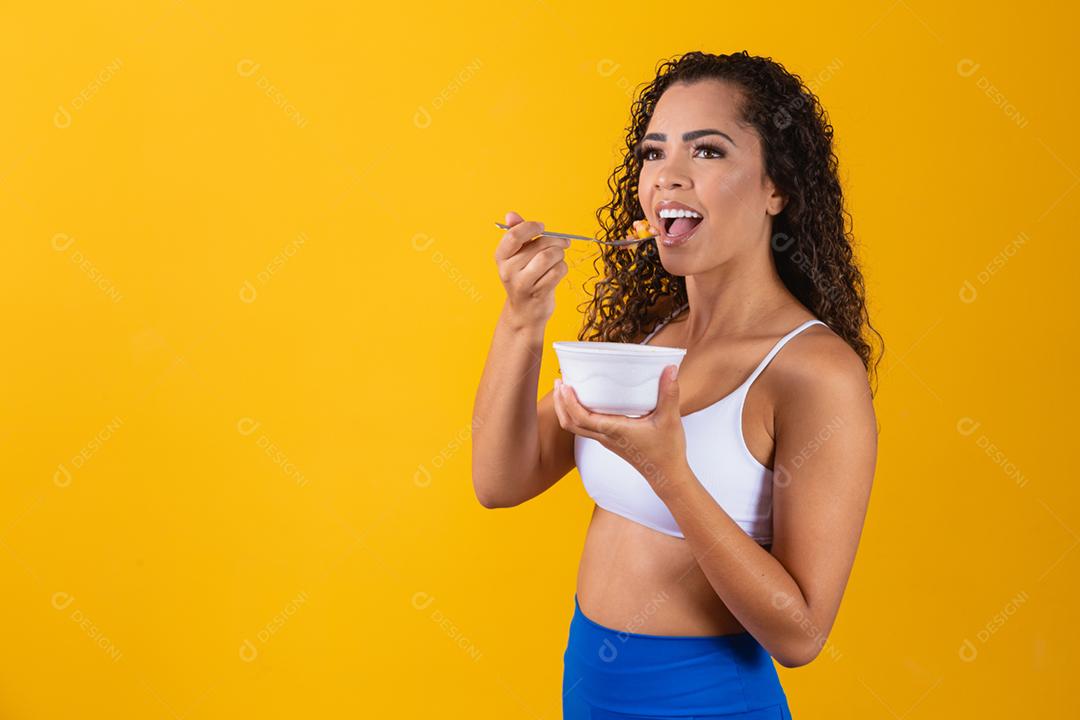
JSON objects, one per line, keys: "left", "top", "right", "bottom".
{"left": 764, "top": 175, "right": 787, "bottom": 216}
{"left": 766, "top": 185, "right": 788, "bottom": 216}
{"left": 767, "top": 195, "right": 788, "bottom": 216}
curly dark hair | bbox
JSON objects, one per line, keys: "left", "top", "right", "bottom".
{"left": 576, "top": 50, "right": 883, "bottom": 394}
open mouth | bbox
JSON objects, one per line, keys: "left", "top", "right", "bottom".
{"left": 660, "top": 212, "right": 704, "bottom": 240}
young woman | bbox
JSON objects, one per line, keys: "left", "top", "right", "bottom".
{"left": 473, "top": 50, "right": 880, "bottom": 719}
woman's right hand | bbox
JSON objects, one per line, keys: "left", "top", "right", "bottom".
{"left": 494, "top": 210, "right": 571, "bottom": 330}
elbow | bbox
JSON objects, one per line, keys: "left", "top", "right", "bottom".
{"left": 476, "top": 491, "right": 508, "bottom": 509}
{"left": 471, "top": 461, "right": 501, "bottom": 509}
{"left": 477, "top": 494, "right": 521, "bottom": 510}
{"left": 774, "top": 639, "right": 822, "bottom": 669}
{"left": 775, "top": 652, "right": 812, "bottom": 669}
{"left": 472, "top": 477, "right": 516, "bottom": 510}
{"left": 473, "top": 485, "right": 502, "bottom": 509}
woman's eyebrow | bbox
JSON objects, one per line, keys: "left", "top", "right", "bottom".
{"left": 641, "top": 129, "right": 737, "bottom": 147}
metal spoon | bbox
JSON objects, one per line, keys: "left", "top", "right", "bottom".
{"left": 494, "top": 222, "right": 654, "bottom": 247}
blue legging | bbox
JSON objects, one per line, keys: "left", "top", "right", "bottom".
{"left": 563, "top": 594, "right": 793, "bottom": 719}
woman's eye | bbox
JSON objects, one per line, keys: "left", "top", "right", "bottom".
{"left": 640, "top": 146, "right": 662, "bottom": 161}
{"left": 694, "top": 144, "right": 726, "bottom": 159}
{"left": 638, "top": 144, "right": 726, "bottom": 161}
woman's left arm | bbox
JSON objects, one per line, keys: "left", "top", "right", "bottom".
{"left": 659, "top": 338, "right": 877, "bottom": 668}
{"left": 554, "top": 334, "right": 877, "bottom": 668}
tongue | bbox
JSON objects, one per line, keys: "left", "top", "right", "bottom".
{"left": 668, "top": 216, "right": 700, "bottom": 237}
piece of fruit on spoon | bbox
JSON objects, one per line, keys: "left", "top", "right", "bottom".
{"left": 632, "top": 219, "right": 658, "bottom": 239}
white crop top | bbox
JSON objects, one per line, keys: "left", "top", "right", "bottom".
{"left": 575, "top": 302, "right": 828, "bottom": 543}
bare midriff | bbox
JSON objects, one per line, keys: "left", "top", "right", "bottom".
{"left": 575, "top": 504, "right": 771, "bottom": 637}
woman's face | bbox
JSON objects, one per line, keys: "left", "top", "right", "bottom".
{"left": 637, "top": 79, "right": 785, "bottom": 271}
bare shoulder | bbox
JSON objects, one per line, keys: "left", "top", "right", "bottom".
{"left": 769, "top": 320, "right": 874, "bottom": 409}
{"left": 765, "top": 319, "right": 878, "bottom": 501}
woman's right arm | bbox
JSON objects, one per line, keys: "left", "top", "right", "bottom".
{"left": 471, "top": 211, "right": 576, "bottom": 509}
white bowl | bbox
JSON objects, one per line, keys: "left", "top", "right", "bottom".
{"left": 552, "top": 341, "right": 688, "bottom": 417}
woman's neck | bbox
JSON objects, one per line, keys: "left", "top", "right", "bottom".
{"left": 682, "top": 254, "right": 798, "bottom": 344}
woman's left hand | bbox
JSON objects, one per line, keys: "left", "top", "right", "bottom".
{"left": 554, "top": 364, "right": 689, "bottom": 496}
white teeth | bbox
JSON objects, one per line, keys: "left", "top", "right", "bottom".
{"left": 657, "top": 208, "right": 702, "bottom": 219}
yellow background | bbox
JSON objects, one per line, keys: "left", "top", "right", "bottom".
{"left": 1, "top": 1, "right": 1076, "bottom": 717}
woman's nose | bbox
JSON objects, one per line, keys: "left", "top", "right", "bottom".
{"left": 654, "top": 163, "right": 691, "bottom": 190}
